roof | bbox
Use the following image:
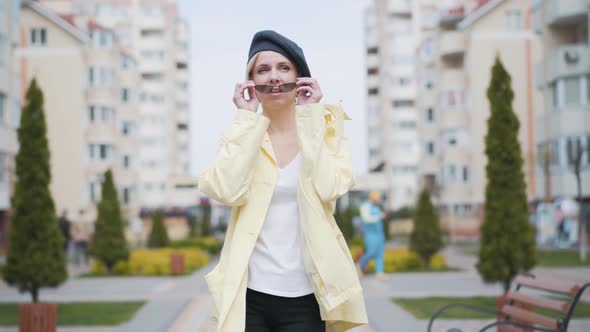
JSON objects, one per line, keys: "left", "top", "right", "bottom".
{"left": 22, "top": 0, "right": 88, "bottom": 43}
{"left": 457, "top": 0, "right": 505, "bottom": 30}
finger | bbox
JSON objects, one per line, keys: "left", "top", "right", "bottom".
{"left": 296, "top": 86, "right": 313, "bottom": 96}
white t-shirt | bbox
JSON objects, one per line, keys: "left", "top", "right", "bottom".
{"left": 247, "top": 152, "right": 314, "bottom": 297}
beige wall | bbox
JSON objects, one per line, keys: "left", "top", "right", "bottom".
{"left": 464, "top": 0, "right": 543, "bottom": 203}
{"left": 19, "top": 8, "right": 86, "bottom": 215}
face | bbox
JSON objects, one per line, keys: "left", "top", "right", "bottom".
{"left": 250, "top": 51, "right": 298, "bottom": 107}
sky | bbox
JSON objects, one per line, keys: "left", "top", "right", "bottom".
{"left": 177, "top": 0, "right": 370, "bottom": 177}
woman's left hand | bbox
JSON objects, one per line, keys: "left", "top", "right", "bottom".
{"left": 296, "top": 78, "right": 323, "bottom": 105}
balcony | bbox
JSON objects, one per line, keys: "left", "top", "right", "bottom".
{"left": 544, "top": 44, "right": 590, "bottom": 83}
{"left": 139, "top": 14, "right": 166, "bottom": 30}
{"left": 367, "top": 54, "right": 379, "bottom": 68}
{"left": 439, "top": 31, "right": 466, "bottom": 59}
{"left": 388, "top": 0, "right": 411, "bottom": 15}
{"left": 441, "top": 69, "right": 466, "bottom": 87}
{"left": 540, "top": 0, "right": 590, "bottom": 27}
{"left": 439, "top": 6, "right": 465, "bottom": 28}
{"left": 367, "top": 75, "right": 379, "bottom": 89}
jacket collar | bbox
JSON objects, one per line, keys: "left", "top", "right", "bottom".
{"left": 260, "top": 132, "right": 277, "bottom": 165}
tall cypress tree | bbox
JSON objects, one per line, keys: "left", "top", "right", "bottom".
{"left": 477, "top": 56, "right": 536, "bottom": 293}
{"left": 410, "top": 188, "right": 443, "bottom": 268}
{"left": 89, "top": 169, "right": 128, "bottom": 272}
{"left": 2, "top": 79, "right": 67, "bottom": 302}
{"left": 147, "top": 211, "right": 169, "bottom": 248}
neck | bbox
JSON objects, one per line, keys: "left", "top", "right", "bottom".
{"left": 263, "top": 103, "right": 297, "bottom": 134}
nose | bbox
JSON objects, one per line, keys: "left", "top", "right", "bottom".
{"left": 268, "top": 68, "right": 280, "bottom": 84}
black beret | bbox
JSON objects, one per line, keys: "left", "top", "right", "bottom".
{"left": 248, "top": 30, "right": 311, "bottom": 78}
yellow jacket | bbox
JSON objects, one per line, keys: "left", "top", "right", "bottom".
{"left": 198, "top": 103, "right": 368, "bottom": 332}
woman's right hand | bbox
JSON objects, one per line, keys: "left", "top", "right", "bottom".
{"left": 233, "top": 81, "right": 259, "bottom": 112}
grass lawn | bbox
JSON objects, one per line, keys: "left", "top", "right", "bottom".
{"left": 461, "top": 249, "right": 590, "bottom": 267}
{"left": 536, "top": 250, "right": 590, "bottom": 267}
{"left": 0, "top": 302, "right": 145, "bottom": 326}
{"left": 393, "top": 296, "right": 590, "bottom": 319}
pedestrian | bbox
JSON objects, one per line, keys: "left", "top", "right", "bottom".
{"left": 356, "top": 191, "right": 388, "bottom": 281}
{"left": 130, "top": 215, "right": 143, "bottom": 248}
{"left": 72, "top": 208, "right": 93, "bottom": 266}
{"left": 198, "top": 30, "right": 367, "bottom": 331}
{"left": 57, "top": 210, "right": 71, "bottom": 256}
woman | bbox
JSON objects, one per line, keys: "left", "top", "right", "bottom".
{"left": 199, "top": 30, "right": 367, "bottom": 332}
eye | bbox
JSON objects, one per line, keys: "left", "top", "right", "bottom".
{"left": 280, "top": 65, "right": 290, "bottom": 71}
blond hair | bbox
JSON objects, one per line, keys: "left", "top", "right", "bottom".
{"left": 245, "top": 53, "right": 260, "bottom": 80}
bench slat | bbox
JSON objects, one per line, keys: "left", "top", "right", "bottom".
{"left": 513, "top": 275, "right": 580, "bottom": 296}
{"left": 501, "top": 305, "right": 559, "bottom": 330}
{"left": 506, "top": 291, "right": 570, "bottom": 314}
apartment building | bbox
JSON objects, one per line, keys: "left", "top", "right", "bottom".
{"left": 18, "top": 0, "right": 87, "bottom": 216}
{"left": 416, "top": 0, "right": 542, "bottom": 230}
{"left": 533, "top": 0, "right": 590, "bottom": 201}
{"left": 0, "top": 0, "right": 21, "bottom": 250}
{"left": 40, "top": 0, "right": 192, "bottom": 210}
{"left": 365, "top": 0, "right": 420, "bottom": 210}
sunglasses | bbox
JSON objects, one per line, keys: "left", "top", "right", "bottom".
{"left": 254, "top": 82, "right": 298, "bottom": 94}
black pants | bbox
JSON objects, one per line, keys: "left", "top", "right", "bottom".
{"left": 245, "top": 288, "right": 325, "bottom": 332}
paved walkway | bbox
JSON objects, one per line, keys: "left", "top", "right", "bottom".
{"left": 1, "top": 248, "right": 589, "bottom": 331}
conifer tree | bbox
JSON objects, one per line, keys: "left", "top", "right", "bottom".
{"left": 2, "top": 79, "right": 66, "bottom": 302}
{"left": 90, "top": 169, "right": 129, "bottom": 272}
{"left": 410, "top": 189, "right": 443, "bottom": 268}
{"left": 477, "top": 56, "right": 536, "bottom": 293}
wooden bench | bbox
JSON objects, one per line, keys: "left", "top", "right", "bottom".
{"left": 427, "top": 273, "right": 590, "bottom": 332}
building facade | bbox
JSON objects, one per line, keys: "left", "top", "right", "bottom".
{"left": 533, "top": 0, "right": 590, "bottom": 202}
{"left": 0, "top": 0, "right": 22, "bottom": 250}
{"left": 415, "top": 0, "right": 543, "bottom": 233}
{"left": 365, "top": 0, "right": 420, "bottom": 210}
{"left": 40, "top": 0, "right": 192, "bottom": 210}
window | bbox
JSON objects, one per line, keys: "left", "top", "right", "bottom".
{"left": 121, "top": 88, "right": 130, "bottom": 102}
{"left": 462, "top": 166, "right": 469, "bottom": 182}
{"left": 396, "top": 77, "right": 411, "bottom": 87}
{"left": 368, "top": 88, "right": 379, "bottom": 95}
{"left": 88, "top": 105, "right": 97, "bottom": 123}
{"left": 446, "top": 164, "right": 457, "bottom": 182}
{"left": 367, "top": 47, "right": 378, "bottom": 54}
{"left": 142, "top": 73, "right": 163, "bottom": 81}
{"left": 587, "top": 75, "right": 590, "bottom": 103}
{"left": 505, "top": 10, "right": 523, "bottom": 30}
{"left": 141, "top": 29, "right": 163, "bottom": 38}
{"left": 426, "top": 108, "right": 434, "bottom": 122}
{"left": 122, "top": 121, "right": 132, "bottom": 136}
{"left": 123, "top": 155, "right": 131, "bottom": 169}
{"left": 393, "top": 100, "right": 414, "bottom": 108}
{"left": 0, "top": 152, "right": 6, "bottom": 183}
{"left": 0, "top": 33, "right": 6, "bottom": 66}
{"left": 89, "top": 143, "right": 113, "bottom": 161}
{"left": 426, "top": 141, "right": 435, "bottom": 155}
{"left": 88, "top": 67, "right": 95, "bottom": 86}
{"left": 122, "top": 187, "right": 130, "bottom": 204}
{"left": 89, "top": 182, "right": 97, "bottom": 202}
{"left": 368, "top": 67, "right": 379, "bottom": 75}
{"left": 177, "top": 123, "right": 188, "bottom": 130}
{"left": 30, "top": 28, "right": 47, "bottom": 46}
{"left": 141, "top": 50, "right": 165, "bottom": 60}
{"left": 564, "top": 76, "right": 581, "bottom": 106}
{"left": 0, "top": 93, "right": 6, "bottom": 126}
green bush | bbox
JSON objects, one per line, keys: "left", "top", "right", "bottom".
{"left": 90, "top": 248, "right": 210, "bottom": 276}
{"left": 410, "top": 189, "right": 443, "bottom": 269}
{"left": 169, "top": 236, "right": 222, "bottom": 254}
{"left": 90, "top": 170, "right": 129, "bottom": 272}
{"left": 147, "top": 211, "right": 169, "bottom": 248}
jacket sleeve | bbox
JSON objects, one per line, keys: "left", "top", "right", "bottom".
{"left": 296, "top": 103, "right": 354, "bottom": 203}
{"left": 198, "top": 109, "right": 270, "bottom": 206}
